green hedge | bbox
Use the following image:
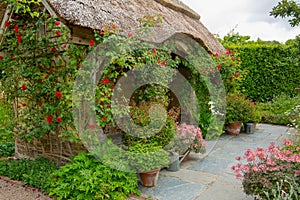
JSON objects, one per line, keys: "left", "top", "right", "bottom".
{"left": 226, "top": 41, "right": 300, "bottom": 102}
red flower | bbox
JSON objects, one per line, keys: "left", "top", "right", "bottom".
{"left": 226, "top": 51, "right": 231, "bottom": 55}
{"left": 55, "top": 21, "right": 60, "bottom": 26}
{"left": 45, "top": 75, "right": 49, "bottom": 79}
{"left": 110, "top": 85, "right": 115, "bottom": 89}
{"left": 128, "top": 33, "right": 132, "bottom": 37}
{"left": 160, "top": 61, "right": 166, "bottom": 66}
{"left": 21, "top": 85, "right": 27, "bottom": 90}
{"left": 17, "top": 105, "right": 21, "bottom": 109}
{"left": 89, "top": 124, "right": 95, "bottom": 130}
{"left": 17, "top": 35, "right": 22, "bottom": 43}
{"left": 4, "top": 21, "right": 10, "bottom": 27}
{"left": 79, "top": 39, "right": 82, "bottom": 43}
{"left": 56, "top": 31, "right": 61, "bottom": 37}
{"left": 77, "top": 65, "right": 82, "bottom": 69}
{"left": 231, "top": 57, "right": 235, "bottom": 61}
{"left": 56, "top": 117, "right": 62, "bottom": 123}
{"left": 152, "top": 49, "right": 157, "bottom": 54}
{"left": 216, "top": 64, "right": 221, "bottom": 71}
{"left": 38, "top": 102, "right": 43, "bottom": 106}
{"left": 51, "top": 47, "right": 56, "bottom": 52}
{"left": 37, "top": 78, "right": 42, "bottom": 83}
{"left": 236, "top": 71, "right": 241, "bottom": 75}
{"left": 14, "top": 26, "right": 19, "bottom": 33}
{"left": 55, "top": 91, "right": 62, "bottom": 98}
{"left": 99, "top": 29, "right": 104, "bottom": 35}
{"left": 47, "top": 115, "right": 53, "bottom": 124}
{"left": 102, "top": 116, "right": 107, "bottom": 121}
{"left": 234, "top": 75, "right": 239, "bottom": 79}
{"left": 101, "top": 78, "right": 110, "bottom": 84}
{"left": 48, "top": 71, "right": 54, "bottom": 75}
{"left": 23, "top": 25, "right": 27, "bottom": 29}
{"left": 100, "top": 102, "right": 105, "bottom": 107}
{"left": 89, "top": 40, "right": 95, "bottom": 46}
{"left": 0, "top": 56, "right": 3, "bottom": 60}
{"left": 22, "top": 104, "right": 26, "bottom": 107}
{"left": 200, "top": 68, "right": 206, "bottom": 73}
{"left": 215, "top": 53, "right": 219, "bottom": 57}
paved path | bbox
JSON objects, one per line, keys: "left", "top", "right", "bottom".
{"left": 139, "top": 124, "right": 291, "bottom": 200}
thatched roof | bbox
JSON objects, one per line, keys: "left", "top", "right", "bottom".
{"left": 45, "top": 0, "right": 225, "bottom": 54}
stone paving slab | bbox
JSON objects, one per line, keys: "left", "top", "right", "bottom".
{"left": 140, "top": 124, "right": 290, "bottom": 200}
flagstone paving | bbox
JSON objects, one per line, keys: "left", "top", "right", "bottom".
{"left": 140, "top": 124, "right": 290, "bottom": 200}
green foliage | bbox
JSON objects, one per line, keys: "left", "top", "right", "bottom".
{"left": 225, "top": 93, "right": 254, "bottom": 124}
{"left": 0, "top": 6, "right": 87, "bottom": 142}
{"left": 256, "top": 94, "right": 300, "bottom": 125}
{"left": 0, "top": 99, "right": 14, "bottom": 143}
{"left": 225, "top": 38, "right": 300, "bottom": 102}
{"left": 127, "top": 143, "right": 169, "bottom": 172}
{"left": 270, "top": 0, "right": 300, "bottom": 27}
{"left": 0, "top": 157, "right": 56, "bottom": 192}
{"left": 47, "top": 152, "right": 140, "bottom": 200}
{"left": 0, "top": 142, "right": 14, "bottom": 157}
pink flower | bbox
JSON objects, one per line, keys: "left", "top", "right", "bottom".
{"left": 283, "top": 139, "right": 293, "bottom": 146}
{"left": 128, "top": 33, "right": 132, "bottom": 37}
{"left": 99, "top": 29, "right": 104, "bottom": 35}
{"left": 215, "top": 53, "right": 219, "bottom": 57}
{"left": 89, "top": 124, "right": 95, "bottom": 130}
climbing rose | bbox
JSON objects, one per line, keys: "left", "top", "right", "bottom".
{"left": 231, "top": 57, "right": 235, "bottom": 61}
{"left": 47, "top": 116, "right": 53, "bottom": 124}
{"left": 161, "top": 61, "right": 166, "bottom": 66}
{"left": 23, "top": 25, "right": 27, "bottom": 29}
{"left": 89, "top": 124, "right": 95, "bottom": 130}
{"left": 55, "top": 91, "right": 62, "bottom": 98}
{"left": 128, "top": 33, "right": 132, "bottom": 37}
{"left": 0, "top": 56, "right": 3, "bottom": 60}
{"left": 56, "top": 117, "right": 62, "bottom": 123}
{"left": 110, "top": 85, "right": 115, "bottom": 89}
{"left": 89, "top": 40, "right": 95, "bottom": 46}
{"left": 14, "top": 26, "right": 19, "bottom": 33}
{"left": 4, "top": 21, "right": 9, "bottom": 27}
{"left": 51, "top": 47, "right": 56, "bottom": 52}
{"left": 21, "top": 85, "right": 27, "bottom": 90}
{"left": 152, "top": 49, "right": 157, "bottom": 54}
{"left": 99, "top": 29, "right": 104, "bottom": 35}
{"left": 37, "top": 78, "right": 42, "bottom": 83}
{"left": 102, "top": 116, "right": 107, "bottom": 121}
{"left": 38, "top": 102, "right": 43, "bottom": 106}
{"left": 216, "top": 64, "right": 221, "bottom": 71}
{"left": 56, "top": 31, "right": 61, "bottom": 37}
{"left": 101, "top": 78, "right": 110, "bottom": 83}
{"left": 55, "top": 21, "right": 60, "bottom": 26}
{"left": 17, "top": 35, "right": 22, "bottom": 43}
{"left": 215, "top": 53, "right": 219, "bottom": 57}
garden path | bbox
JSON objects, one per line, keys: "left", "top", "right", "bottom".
{"left": 140, "top": 124, "right": 291, "bottom": 200}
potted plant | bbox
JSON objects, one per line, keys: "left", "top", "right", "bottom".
{"left": 169, "top": 123, "right": 206, "bottom": 162}
{"left": 127, "top": 143, "right": 170, "bottom": 187}
{"left": 225, "top": 93, "right": 253, "bottom": 135}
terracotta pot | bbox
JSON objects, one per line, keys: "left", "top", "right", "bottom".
{"left": 226, "top": 121, "right": 242, "bottom": 135}
{"left": 139, "top": 168, "right": 160, "bottom": 187}
{"left": 180, "top": 151, "right": 190, "bottom": 162}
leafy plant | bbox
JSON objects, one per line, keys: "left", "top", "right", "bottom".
{"left": 232, "top": 140, "right": 300, "bottom": 199}
{"left": 0, "top": 142, "right": 15, "bottom": 157}
{"left": 127, "top": 143, "right": 170, "bottom": 172}
{"left": 0, "top": 157, "right": 56, "bottom": 192}
{"left": 225, "top": 93, "right": 254, "bottom": 124}
{"left": 47, "top": 152, "right": 140, "bottom": 200}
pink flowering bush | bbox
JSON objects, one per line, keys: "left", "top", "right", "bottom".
{"left": 174, "top": 123, "right": 206, "bottom": 153}
{"left": 232, "top": 139, "right": 300, "bottom": 199}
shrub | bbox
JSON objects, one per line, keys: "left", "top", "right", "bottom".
{"left": 0, "top": 157, "right": 56, "bottom": 192}
{"left": 232, "top": 140, "right": 300, "bottom": 199}
{"left": 257, "top": 94, "right": 300, "bottom": 125}
{"left": 0, "top": 142, "right": 14, "bottom": 157}
{"left": 47, "top": 152, "right": 140, "bottom": 200}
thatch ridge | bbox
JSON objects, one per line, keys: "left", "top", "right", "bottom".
{"left": 45, "top": 0, "right": 225, "bottom": 54}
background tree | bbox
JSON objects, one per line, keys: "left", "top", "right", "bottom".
{"left": 270, "top": 0, "right": 300, "bottom": 27}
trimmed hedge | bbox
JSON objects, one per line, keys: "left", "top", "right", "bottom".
{"left": 226, "top": 41, "right": 300, "bottom": 102}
